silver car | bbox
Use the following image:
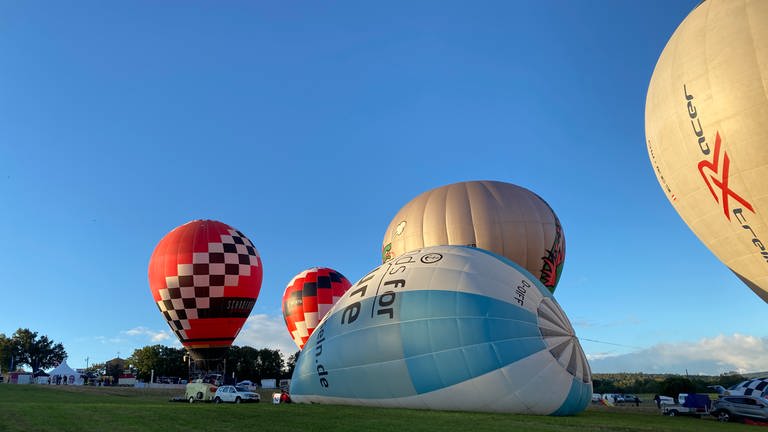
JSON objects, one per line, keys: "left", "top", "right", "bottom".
{"left": 711, "top": 395, "right": 768, "bottom": 422}
{"left": 213, "top": 385, "right": 261, "bottom": 404}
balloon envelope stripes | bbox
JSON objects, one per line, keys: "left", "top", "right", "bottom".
{"left": 282, "top": 267, "right": 352, "bottom": 350}
{"left": 291, "top": 246, "right": 591, "bottom": 415}
{"left": 381, "top": 180, "right": 566, "bottom": 292}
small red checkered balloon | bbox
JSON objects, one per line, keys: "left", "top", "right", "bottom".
{"left": 148, "top": 220, "right": 263, "bottom": 364}
{"left": 282, "top": 267, "right": 351, "bottom": 350}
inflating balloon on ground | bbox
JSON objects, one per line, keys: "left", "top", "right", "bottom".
{"left": 646, "top": 0, "right": 768, "bottom": 303}
{"left": 282, "top": 267, "right": 352, "bottom": 350}
{"left": 291, "top": 245, "right": 591, "bottom": 415}
{"left": 381, "top": 180, "right": 565, "bottom": 293}
{"left": 147, "top": 220, "right": 263, "bottom": 369}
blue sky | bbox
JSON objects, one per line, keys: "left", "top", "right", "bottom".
{"left": 1, "top": 0, "right": 765, "bottom": 375}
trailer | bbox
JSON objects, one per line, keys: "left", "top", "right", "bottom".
{"left": 661, "top": 393, "right": 711, "bottom": 418}
{"left": 185, "top": 380, "right": 219, "bottom": 403}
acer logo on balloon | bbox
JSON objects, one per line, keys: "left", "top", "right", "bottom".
{"left": 683, "top": 86, "right": 768, "bottom": 263}
{"left": 697, "top": 133, "right": 754, "bottom": 220}
{"left": 646, "top": 0, "right": 768, "bottom": 303}
{"left": 684, "top": 85, "right": 754, "bottom": 221}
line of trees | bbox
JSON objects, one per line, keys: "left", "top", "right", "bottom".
{"left": 0, "top": 328, "right": 299, "bottom": 387}
{"left": 592, "top": 372, "right": 752, "bottom": 395}
{"left": 0, "top": 328, "right": 67, "bottom": 374}
{"left": 126, "top": 345, "right": 300, "bottom": 384}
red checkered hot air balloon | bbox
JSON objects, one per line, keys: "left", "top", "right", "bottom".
{"left": 282, "top": 267, "right": 351, "bottom": 350}
{"left": 148, "top": 220, "right": 263, "bottom": 368}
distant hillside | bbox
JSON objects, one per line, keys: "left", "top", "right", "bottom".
{"left": 593, "top": 371, "right": 767, "bottom": 380}
{"left": 590, "top": 371, "right": 762, "bottom": 394}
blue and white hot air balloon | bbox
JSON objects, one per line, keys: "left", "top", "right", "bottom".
{"left": 290, "top": 245, "right": 592, "bottom": 415}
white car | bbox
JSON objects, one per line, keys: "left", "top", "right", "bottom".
{"left": 213, "top": 385, "right": 261, "bottom": 404}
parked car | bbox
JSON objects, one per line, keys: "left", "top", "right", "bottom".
{"left": 236, "top": 380, "right": 257, "bottom": 391}
{"left": 618, "top": 394, "right": 641, "bottom": 404}
{"left": 213, "top": 385, "right": 261, "bottom": 404}
{"left": 711, "top": 395, "right": 768, "bottom": 422}
{"left": 591, "top": 393, "right": 602, "bottom": 403}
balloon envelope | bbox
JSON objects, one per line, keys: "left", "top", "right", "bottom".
{"left": 282, "top": 267, "right": 352, "bottom": 350}
{"left": 726, "top": 377, "right": 768, "bottom": 398}
{"left": 645, "top": 0, "right": 768, "bottom": 303}
{"left": 291, "top": 245, "right": 591, "bottom": 415}
{"left": 148, "top": 220, "right": 263, "bottom": 364}
{"left": 381, "top": 180, "right": 565, "bottom": 292}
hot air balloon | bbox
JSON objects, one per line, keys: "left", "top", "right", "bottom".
{"left": 148, "top": 220, "right": 263, "bottom": 368}
{"left": 726, "top": 377, "right": 768, "bottom": 398}
{"left": 381, "top": 180, "right": 565, "bottom": 292}
{"left": 282, "top": 267, "right": 352, "bottom": 350}
{"left": 645, "top": 0, "right": 768, "bottom": 303}
{"left": 291, "top": 245, "right": 591, "bottom": 415}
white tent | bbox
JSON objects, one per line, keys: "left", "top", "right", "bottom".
{"left": 47, "top": 361, "right": 83, "bottom": 385}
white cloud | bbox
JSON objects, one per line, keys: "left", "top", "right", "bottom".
{"left": 121, "top": 326, "right": 173, "bottom": 343}
{"left": 94, "top": 335, "right": 124, "bottom": 344}
{"left": 587, "top": 333, "right": 768, "bottom": 375}
{"left": 234, "top": 314, "right": 298, "bottom": 356}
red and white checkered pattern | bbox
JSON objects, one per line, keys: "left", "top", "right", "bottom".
{"left": 282, "top": 267, "right": 351, "bottom": 350}
{"left": 155, "top": 228, "right": 260, "bottom": 341}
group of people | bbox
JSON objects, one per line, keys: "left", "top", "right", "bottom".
{"left": 48, "top": 375, "right": 74, "bottom": 385}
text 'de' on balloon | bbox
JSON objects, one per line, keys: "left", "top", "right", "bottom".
{"left": 290, "top": 245, "right": 591, "bottom": 415}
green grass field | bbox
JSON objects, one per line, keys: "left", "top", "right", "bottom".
{"left": 0, "top": 385, "right": 752, "bottom": 432}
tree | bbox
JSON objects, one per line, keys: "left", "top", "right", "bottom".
{"left": 256, "top": 348, "right": 284, "bottom": 381}
{"left": 718, "top": 372, "right": 748, "bottom": 389}
{"left": 155, "top": 346, "right": 186, "bottom": 379}
{"left": 227, "top": 346, "right": 261, "bottom": 382}
{"left": 658, "top": 376, "right": 696, "bottom": 397}
{"left": 129, "top": 346, "right": 160, "bottom": 381}
{"left": 0, "top": 333, "right": 11, "bottom": 373}
{"left": 284, "top": 350, "right": 300, "bottom": 378}
{"left": 105, "top": 358, "right": 127, "bottom": 383}
{"left": 126, "top": 343, "right": 290, "bottom": 384}
{"left": 221, "top": 346, "right": 285, "bottom": 383}
{"left": 128, "top": 345, "right": 187, "bottom": 382}
{"left": 10, "top": 328, "right": 66, "bottom": 372}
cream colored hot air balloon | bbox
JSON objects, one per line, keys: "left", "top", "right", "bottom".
{"left": 645, "top": 0, "right": 768, "bottom": 303}
{"left": 381, "top": 180, "right": 565, "bottom": 292}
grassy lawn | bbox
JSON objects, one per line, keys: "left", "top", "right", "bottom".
{"left": 0, "top": 385, "right": 751, "bottom": 432}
